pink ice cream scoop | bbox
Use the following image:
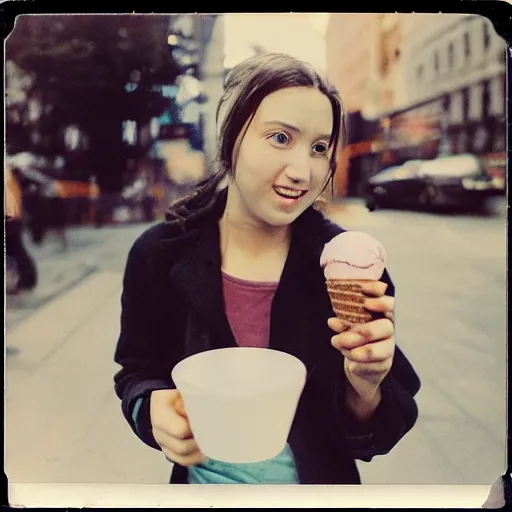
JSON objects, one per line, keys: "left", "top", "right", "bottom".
{"left": 320, "top": 231, "right": 387, "bottom": 281}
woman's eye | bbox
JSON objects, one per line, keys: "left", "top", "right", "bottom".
{"left": 271, "top": 132, "right": 290, "bottom": 145}
{"left": 313, "top": 142, "right": 328, "bottom": 155}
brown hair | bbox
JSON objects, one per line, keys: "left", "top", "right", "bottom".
{"left": 166, "top": 52, "right": 346, "bottom": 226}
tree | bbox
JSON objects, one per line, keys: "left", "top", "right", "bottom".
{"left": 6, "top": 14, "right": 181, "bottom": 192}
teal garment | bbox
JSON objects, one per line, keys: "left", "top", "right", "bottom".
{"left": 132, "top": 397, "right": 299, "bottom": 484}
{"left": 187, "top": 444, "right": 300, "bottom": 484}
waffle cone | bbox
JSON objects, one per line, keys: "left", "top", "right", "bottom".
{"left": 326, "top": 279, "right": 374, "bottom": 328}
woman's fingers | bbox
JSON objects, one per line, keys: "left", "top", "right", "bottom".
{"left": 327, "top": 317, "right": 349, "bottom": 333}
{"left": 364, "top": 295, "right": 394, "bottom": 315}
{"left": 154, "top": 427, "right": 204, "bottom": 457}
{"left": 150, "top": 389, "right": 207, "bottom": 467}
{"left": 349, "top": 318, "right": 394, "bottom": 342}
{"left": 331, "top": 318, "right": 394, "bottom": 350}
{"left": 151, "top": 390, "right": 194, "bottom": 439}
{"left": 361, "top": 281, "right": 388, "bottom": 297}
{"left": 161, "top": 445, "right": 207, "bottom": 467}
{"left": 345, "top": 358, "right": 393, "bottom": 378}
{"left": 340, "top": 336, "right": 395, "bottom": 363}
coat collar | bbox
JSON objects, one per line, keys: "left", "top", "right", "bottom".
{"left": 158, "top": 188, "right": 344, "bottom": 351}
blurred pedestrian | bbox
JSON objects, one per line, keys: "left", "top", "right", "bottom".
{"left": 39, "top": 179, "right": 68, "bottom": 251}
{"left": 24, "top": 182, "right": 46, "bottom": 245}
{"left": 5, "top": 166, "right": 38, "bottom": 293}
{"left": 114, "top": 53, "right": 420, "bottom": 485}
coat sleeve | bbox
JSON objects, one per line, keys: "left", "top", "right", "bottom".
{"left": 113, "top": 230, "right": 177, "bottom": 451}
{"left": 331, "top": 267, "right": 421, "bottom": 462}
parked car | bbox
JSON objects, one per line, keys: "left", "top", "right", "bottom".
{"left": 364, "top": 154, "right": 503, "bottom": 212}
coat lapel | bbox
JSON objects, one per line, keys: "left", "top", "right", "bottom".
{"left": 162, "top": 216, "right": 237, "bottom": 350}
{"left": 269, "top": 208, "right": 337, "bottom": 372}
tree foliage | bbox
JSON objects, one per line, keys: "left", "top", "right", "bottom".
{"left": 6, "top": 14, "right": 181, "bottom": 192}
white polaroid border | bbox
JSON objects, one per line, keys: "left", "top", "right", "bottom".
{"left": 7, "top": 483, "right": 493, "bottom": 508}
{"left": 4, "top": 9, "right": 508, "bottom": 510}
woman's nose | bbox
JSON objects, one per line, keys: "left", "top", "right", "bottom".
{"left": 284, "top": 155, "right": 310, "bottom": 184}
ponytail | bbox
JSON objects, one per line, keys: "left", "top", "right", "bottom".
{"left": 165, "top": 167, "right": 227, "bottom": 228}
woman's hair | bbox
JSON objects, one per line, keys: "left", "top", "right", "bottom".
{"left": 166, "top": 52, "right": 346, "bottom": 226}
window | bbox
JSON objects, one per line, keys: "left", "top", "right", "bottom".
{"left": 434, "top": 51, "right": 440, "bottom": 75}
{"left": 469, "top": 84, "right": 483, "bottom": 121}
{"left": 450, "top": 91, "right": 464, "bottom": 124}
{"left": 483, "top": 21, "right": 491, "bottom": 51}
{"left": 489, "top": 76, "right": 504, "bottom": 116}
{"left": 417, "top": 65, "right": 424, "bottom": 82}
{"left": 463, "top": 32, "right": 470, "bottom": 60}
{"left": 448, "top": 42, "right": 455, "bottom": 69}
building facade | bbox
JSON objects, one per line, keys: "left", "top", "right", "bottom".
{"left": 325, "top": 14, "right": 379, "bottom": 196}
{"left": 326, "top": 13, "right": 507, "bottom": 198}
{"left": 400, "top": 14, "right": 506, "bottom": 159}
{"left": 326, "top": 14, "right": 375, "bottom": 114}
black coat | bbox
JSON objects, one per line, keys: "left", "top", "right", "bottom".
{"left": 113, "top": 190, "right": 421, "bottom": 484}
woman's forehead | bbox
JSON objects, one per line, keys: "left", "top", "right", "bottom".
{"left": 252, "top": 87, "right": 333, "bottom": 136}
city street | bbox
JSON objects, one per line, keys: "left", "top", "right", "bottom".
{"left": 5, "top": 196, "right": 507, "bottom": 489}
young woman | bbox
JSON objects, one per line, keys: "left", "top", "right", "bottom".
{"left": 114, "top": 53, "right": 420, "bottom": 485}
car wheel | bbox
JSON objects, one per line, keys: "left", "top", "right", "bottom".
{"left": 419, "top": 184, "right": 438, "bottom": 209}
{"left": 365, "top": 194, "right": 378, "bottom": 212}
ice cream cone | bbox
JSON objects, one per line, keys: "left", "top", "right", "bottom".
{"left": 326, "top": 278, "right": 375, "bottom": 328}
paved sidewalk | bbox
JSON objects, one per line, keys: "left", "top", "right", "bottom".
{"left": 5, "top": 223, "right": 150, "bottom": 332}
{"left": 6, "top": 270, "right": 172, "bottom": 484}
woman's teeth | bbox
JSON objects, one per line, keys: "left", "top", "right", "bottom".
{"left": 274, "top": 186, "right": 305, "bottom": 199}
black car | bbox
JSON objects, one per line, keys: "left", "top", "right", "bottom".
{"left": 364, "top": 154, "right": 503, "bottom": 212}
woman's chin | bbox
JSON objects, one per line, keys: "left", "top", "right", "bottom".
{"left": 260, "top": 211, "right": 302, "bottom": 229}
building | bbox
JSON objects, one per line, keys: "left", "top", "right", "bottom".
{"left": 400, "top": 14, "right": 506, "bottom": 158}
{"left": 325, "top": 14, "right": 382, "bottom": 197}
{"left": 376, "top": 14, "right": 407, "bottom": 114}
{"left": 326, "top": 13, "right": 507, "bottom": 198}
{"left": 326, "top": 14, "right": 376, "bottom": 115}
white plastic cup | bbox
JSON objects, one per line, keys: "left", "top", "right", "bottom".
{"left": 171, "top": 347, "right": 307, "bottom": 464}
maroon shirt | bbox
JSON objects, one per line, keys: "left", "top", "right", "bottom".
{"left": 221, "top": 271, "right": 278, "bottom": 348}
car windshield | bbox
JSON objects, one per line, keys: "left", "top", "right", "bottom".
{"left": 419, "top": 155, "right": 480, "bottom": 177}
{"left": 372, "top": 163, "right": 419, "bottom": 182}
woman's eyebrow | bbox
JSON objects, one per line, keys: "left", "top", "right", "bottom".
{"left": 264, "top": 120, "right": 330, "bottom": 140}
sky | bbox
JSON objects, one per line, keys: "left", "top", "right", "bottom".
{"left": 223, "top": 13, "right": 329, "bottom": 72}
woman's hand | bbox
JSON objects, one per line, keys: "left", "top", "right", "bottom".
{"left": 150, "top": 389, "right": 207, "bottom": 467}
{"left": 328, "top": 281, "right": 395, "bottom": 419}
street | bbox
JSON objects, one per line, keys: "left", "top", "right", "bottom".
{"left": 5, "top": 197, "right": 507, "bottom": 489}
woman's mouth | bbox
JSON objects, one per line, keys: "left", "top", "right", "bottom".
{"left": 273, "top": 186, "right": 307, "bottom": 200}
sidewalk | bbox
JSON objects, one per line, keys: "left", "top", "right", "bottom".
{"left": 6, "top": 229, "right": 100, "bottom": 331}
{"left": 5, "top": 223, "right": 150, "bottom": 332}
{"left": 6, "top": 270, "right": 172, "bottom": 485}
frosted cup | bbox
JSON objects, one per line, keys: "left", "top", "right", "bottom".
{"left": 171, "top": 347, "right": 307, "bottom": 464}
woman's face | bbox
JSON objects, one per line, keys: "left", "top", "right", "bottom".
{"left": 227, "top": 86, "right": 335, "bottom": 229}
